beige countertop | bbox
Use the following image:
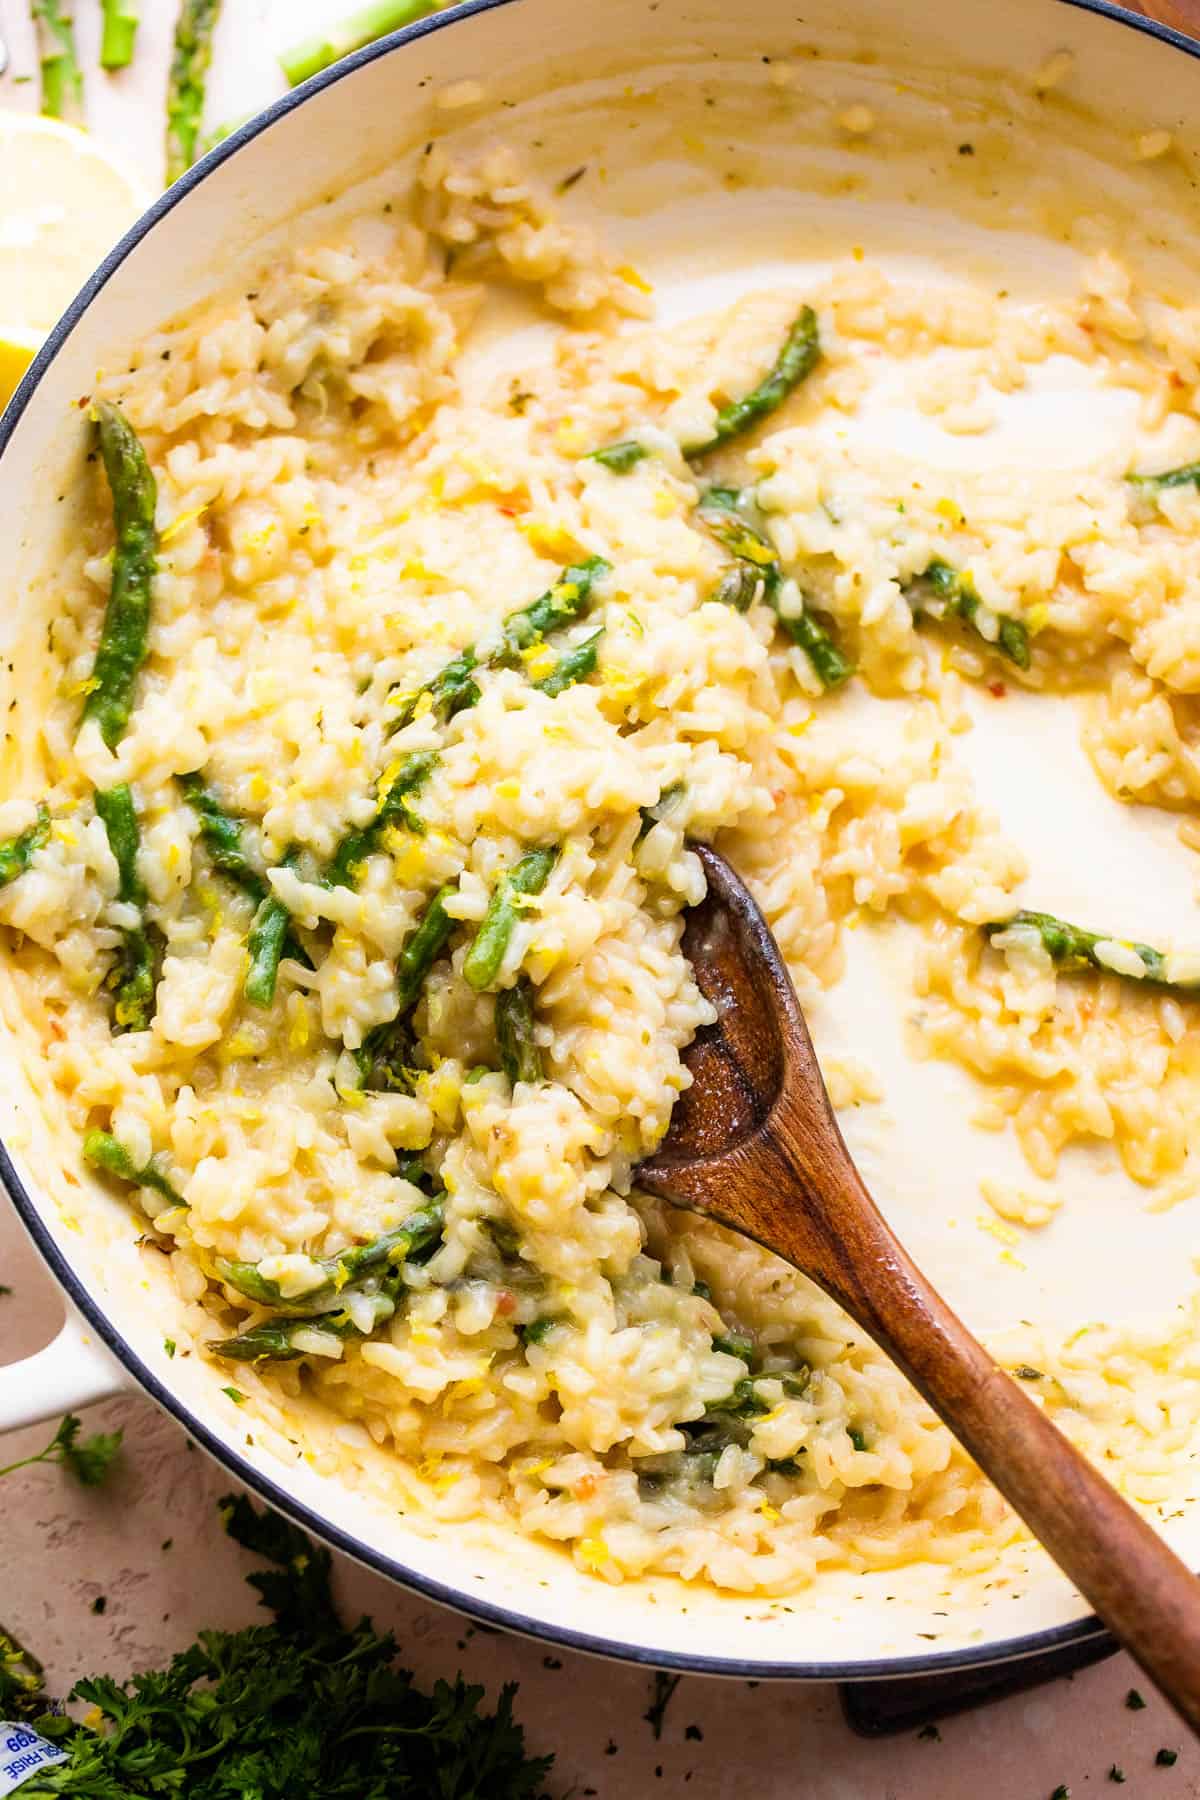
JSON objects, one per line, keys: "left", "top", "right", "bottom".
{"left": 0, "top": 3, "right": 1198, "bottom": 1793}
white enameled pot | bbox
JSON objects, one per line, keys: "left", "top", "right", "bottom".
{"left": 3, "top": 0, "right": 1200, "bottom": 1683}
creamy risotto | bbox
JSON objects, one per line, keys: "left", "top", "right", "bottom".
{"left": 6, "top": 128, "right": 1200, "bottom": 1597}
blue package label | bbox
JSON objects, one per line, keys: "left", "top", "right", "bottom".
{"left": 0, "top": 1723, "right": 68, "bottom": 1794}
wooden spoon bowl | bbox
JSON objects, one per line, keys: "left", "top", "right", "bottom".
{"left": 639, "top": 843, "right": 1200, "bottom": 1730}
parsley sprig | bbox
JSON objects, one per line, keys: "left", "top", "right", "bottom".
{"left": 4, "top": 1494, "right": 554, "bottom": 1798}
{"left": 0, "top": 1412, "right": 123, "bottom": 1486}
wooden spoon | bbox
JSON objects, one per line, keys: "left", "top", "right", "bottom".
{"left": 638, "top": 843, "right": 1200, "bottom": 1731}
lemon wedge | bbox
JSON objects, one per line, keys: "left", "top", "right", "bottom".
{"left": 0, "top": 111, "right": 149, "bottom": 410}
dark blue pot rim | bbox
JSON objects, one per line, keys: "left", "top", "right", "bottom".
{"left": 0, "top": 0, "right": 1190, "bottom": 1683}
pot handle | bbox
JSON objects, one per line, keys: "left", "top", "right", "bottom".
{"left": 0, "top": 1308, "right": 130, "bottom": 1433}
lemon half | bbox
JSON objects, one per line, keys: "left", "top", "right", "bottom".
{"left": 0, "top": 111, "right": 149, "bottom": 410}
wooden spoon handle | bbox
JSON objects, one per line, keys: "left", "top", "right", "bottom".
{"left": 754, "top": 1130, "right": 1200, "bottom": 1732}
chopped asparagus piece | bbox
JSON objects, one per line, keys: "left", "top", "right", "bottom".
{"left": 387, "top": 557, "right": 611, "bottom": 732}
{"left": 100, "top": 0, "right": 139, "bottom": 68}
{"left": 1127, "top": 461, "right": 1200, "bottom": 492}
{"left": 698, "top": 488, "right": 852, "bottom": 688}
{"left": 586, "top": 440, "right": 649, "bottom": 474}
{"left": 243, "top": 851, "right": 301, "bottom": 1008}
{"left": 95, "top": 784, "right": 161, "bottom": 1032}
{"left": 94, "top": 785, "right": 145, "bottom": 906}
{"left": 32, "top": 1, "right": 83, "bottom": 120}
{"left": 685, "top": 306, "right": 821, "bottom": 457}
{"left": 215, "top": 1199, "right": 445, "bottom": 1312}
{"left": 352, "top": 884, "right": 457, "bottom": 1091}
{"left": 327, "top": 750, "right": 439, "bottom": 888}
{"left": 985, "top": 909, "right": 1193, "bottom": 991}
{"left": 533, "top": 628, "right": 604, "bottom": 697}
{"left": 495, "top": 975, "right": 542, "bottom": 1085}
{"left": 83, "top": 1129, "right": 183, "bottom": 1207}
{"left": 82, "top": 404, "right": 158, "bottom": 751}
{"left": 212, "top": 1298, "right": 393, "bottom": 1363}
{"left": 519, "top": 1315, "right": 562, "bottom": 1345}
{"left": 279, "top": 0, "right": 434, "bottom": 87}
{"left": 636, "top": 781, "right": 685, "bottom": 843}
{"left": 176, "top": 772, "right": 265, "bottom": 902}
{"left": 494, "top": 556, "right": 611, "bottom": 664}
{"left": 463, "top": 847, "right": 558, "bottom": 992}
{"left": 165, "top": 0, "right": 222, "bottom": 184}
{"left": 394, "top": 883, "right": 457, "bottom": 1012}
{"left": 0, "top": 806, "right": 50, "bottom": 890}
{"left": 904, "top": 560, "right": 1030, "bottom": 670}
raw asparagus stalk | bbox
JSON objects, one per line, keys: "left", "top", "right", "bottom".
{"left": 279, "top": 0, "right": 434, "bottom": 87}
{"left": 83, "top": 1129, "right": 183, "bottom": 1207}
{"left": 215, "top": 1199, "right": 445, "bottom": 1311}
{"left": 326, "top": 750, "right": 439, "bottom": 888}
{"left": 495, "top": 975, "right": 542, "bottom": 1085}
{"left": 904, "top": 560, "right": 1030, "bottom": 670}
{"left": 533, "top": 628, "right": 604, "bottom": 697}
{"left": 82, "top": 404, "right": 158, "bottom": 751}
{"left": 387, "top": 557, "right": 611, "bottom": 732}
{"left": 985, "top": 909, "right": 1196, "bottom": 991}
{"left": 165, "top": 0, "right": 222, "bottom": 184}
{"left": 463, "top": 847, "right": 558, "bottom": 992}
{"left": 698, "top": 489, "right": 852, "bottom": 689}
{"left": 685, "top": 306, "right": 821, "bottom": 457}
{"left": 0, "top": 806, "right": 50, "bottom": 889}
{"left": 32, "top": 1, "right": 82, "bottom": 120}
{"left": 352, "top": 884, "right": 456, "bottom": 1090}
{"left": 100, "top": 0, "right": 139, "bottom": 69}
{"left": 1127, "top": 461, "right": 1200, "bottom": 492}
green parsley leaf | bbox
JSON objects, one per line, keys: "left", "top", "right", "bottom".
{"left": 0, "top": 1411, "right": 122, "bottom": 1487}
{"left": 1157, "top": 1749, "right": 1179, "bottom": 1767}
{"left": 1127, "top": 1688, "right": 1148, "bottom": 1710}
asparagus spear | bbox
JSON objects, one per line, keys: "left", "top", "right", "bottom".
{"left": 94, "top": 784, "right": 162, "bottom": 1032}
{"left": 984, "top": 909, "right": 1196, "bottom": 991}
{"left": 387, "top": 557, "right": 611, "bottom": 732}
{"left": 165, "top": 0, "right": 223, "bottom": 184}
{"left": 533, "top": 628, "right": 604, "bottom": 697}
{"left": 279, "top": 1, "right": 435, "bottom": 86}
{"left": 83, "top": 1129, "right": 184, "bottom": 1207}
{"left": 685, "top": 306, "right": 821, "bottom": 457}
{"left": 495, "top": 975, "right": 542, "bottom": 1085}
{"left": 587, "top": 309, "right": 821, "bottom": 470}
{"left": 326, "top": 749, "right": 439, "bottom": 888}
{"left": 352, "top": 883, "right": 456, "bottom": 1090}
{"left": 100, "top": 0, "right": 140, "bottom": 69}
{"left": 32, "top": 1, "right": 83, "bottom": 120}
{"left": 212, "top": 1296, "right": 395, "bottom": 1363}
{"left": 215, "top": 1199, "right": 445, "bottom": 1311}
{"left": 463, "top": 847, "right": 558, "bottom": 992}
{"left": 243, "top": 850, "right": 302, "bottom": 1009}
{"left": 0, "top": 806, "right": 50, "bottom": 889}
{"left": 394, "top": 883, "right": 456, "bottom": 1011}
{"left": 176, "top": 772, "right": 265, "bottom": 901}
{"left": 94, "top": 784, "right": 144, "bottom": 905}
{"left": 698, "top": 488, "right": 852, "bottom": 689}
{"left": 904, "top": 560, "right": 1030, "bottom": 670}
{"left": 82, "top": 405, "right": 158, "bottom": 752}
{"left": 1127, "top": 461, "right": 1200, "bottom": 492}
